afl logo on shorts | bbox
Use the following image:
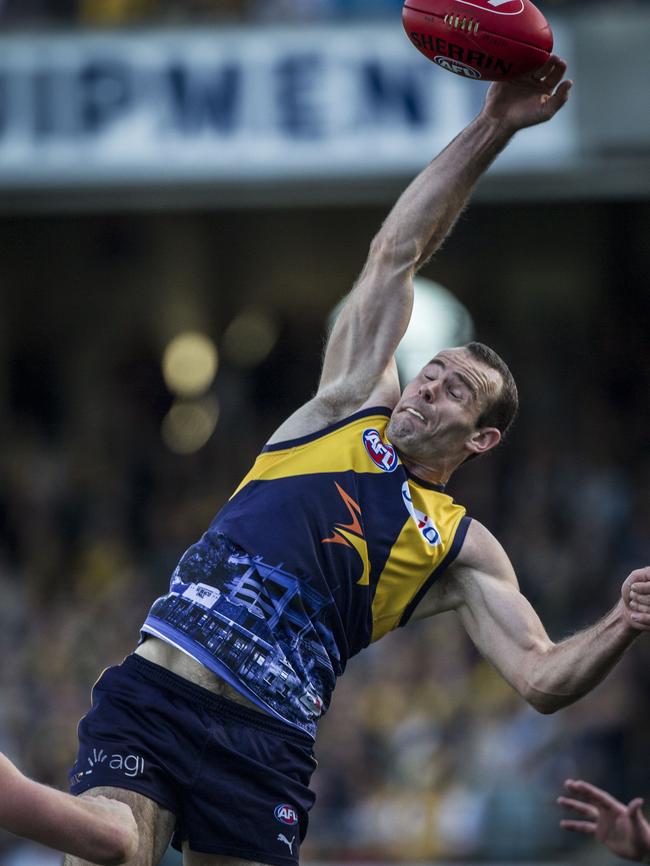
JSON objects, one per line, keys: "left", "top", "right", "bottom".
{"left": 362, "top": 429, "right": 398, "bottom": 472}
{"left": 275, "top": 804, "right": 299, "bottom": 825}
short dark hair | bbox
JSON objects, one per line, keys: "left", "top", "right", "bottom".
{"left": 465, "top": 341, "right": 519, "bottom": 439}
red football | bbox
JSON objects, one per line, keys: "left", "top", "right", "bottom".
{"left": 402, "top": 0, "right": 553, "bottom": 81}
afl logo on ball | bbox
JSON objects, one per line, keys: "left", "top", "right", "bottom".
{"left": 456, "top": 0, "right": 525, "bottom": 15}
{"left": 434, "top": 57, "right": 481, "bottom": 78}
{"left": 275, "top": 804, "right": 299, "bottom": 826}
{"left": 362, "top": 429, "right": 398, "bottom": 472}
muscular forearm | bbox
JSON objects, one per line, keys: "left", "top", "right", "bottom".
{"left": 12, "top": 782, "right": 124, "bottom": 863}
{"left": 369, "top": 58, "right": 572, "bottom": 275}
{"left": 528, "top": 601, "right": 639, "bottom": 713}
{"left": 0, "top": 756, "right": 133, "bottom": 865}
{"left": 372, "top": 113, "right": 512, "bottom": 272}
{"left": 455, "top": 523, "right": 643, "bottom": 717}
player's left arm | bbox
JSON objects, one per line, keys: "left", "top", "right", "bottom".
{"left": 418, "top": 520, "right": 649, "bottom": 713}
{"left": 0, "top": 752, "right": 138, "bottom": 864}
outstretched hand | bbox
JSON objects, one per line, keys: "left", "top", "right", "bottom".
{"left": 621, "top": 568, "right": 650, "bottom": 631}
{"left": 558, "top": 779, "right": 650, "bottom": 863}
{"left": 82, "top": 796, "right": 140, "bottom": 862}
{"left": 481, "top": 55, "right": 572, "bottom": 134}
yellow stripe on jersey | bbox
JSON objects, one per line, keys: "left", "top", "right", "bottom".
{"left": 371, "top": 483, "right": 465, "bottom": 641}
{"left": 231, "top": 412, "right": 395, "bottom": 497}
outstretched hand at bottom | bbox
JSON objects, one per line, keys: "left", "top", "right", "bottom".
{"left": 558, "top": 779, "right": 650, "bottom": 863}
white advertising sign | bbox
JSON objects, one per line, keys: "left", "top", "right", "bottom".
{"left": 0, "top": 23, "right": 575, "bottom": 189}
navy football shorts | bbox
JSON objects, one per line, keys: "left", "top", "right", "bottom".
{"left": 69, "top": 654, "right": 317, "bottom": 866}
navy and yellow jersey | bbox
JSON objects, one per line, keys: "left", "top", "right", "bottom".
{"left": 142, "top": 407, "right": 470, "bottom": 738}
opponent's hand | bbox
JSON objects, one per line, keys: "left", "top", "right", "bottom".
{"left": 558, "top": 779, "right": 650, "bottom": 863}
{"left": 481, "top": 55, "right": 572, "bottom": 133}
{"left": 621, "top": 568, "right": 650, "bottom": 631}
{"left": 82, "top": 796, "right": 139, "bottom": 863}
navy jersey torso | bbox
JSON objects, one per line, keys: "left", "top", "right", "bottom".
{"left": 142, "top": 408, "right": 470, "bottom": 738}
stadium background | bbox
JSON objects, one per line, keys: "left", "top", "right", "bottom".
{"left": 0, "top": 1, "right": 649, "bottom": 864}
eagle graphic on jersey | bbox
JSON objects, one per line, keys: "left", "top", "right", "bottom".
{"left": 321, "top": 482, "right": 370, "bottom": 586}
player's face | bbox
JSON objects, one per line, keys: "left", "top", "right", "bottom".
{"left": 387, "top": 348, "right": 502, "bottom": 466}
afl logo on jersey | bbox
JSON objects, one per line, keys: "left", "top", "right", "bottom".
{"left": 275, "top": 804, "right": 299, "bottom": 825}
{"left": 401, "top": 482, "right": 442, "bottom": 546}
{"left": 362, "top": 429, "right": 398, "bottom": 472}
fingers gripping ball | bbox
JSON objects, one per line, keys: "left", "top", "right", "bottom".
{"left": 402, "top": 0, "right": 553, "bottom": 81}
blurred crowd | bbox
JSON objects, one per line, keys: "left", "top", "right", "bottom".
{"left": 0, "top": 0, "right": 644, "bottom": 28}
{"left": 1, "top": 277, "right": 649, "bottom": 864}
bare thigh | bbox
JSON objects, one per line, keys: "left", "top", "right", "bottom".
{"left": 183, "top": 850, "right": 274, "bottom": 866}
{"left": 63, "top": 787, "right": 176, "bottom": 866}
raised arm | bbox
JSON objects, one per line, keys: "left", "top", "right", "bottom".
{"left": 267, "top": 58, "right": 572, "bottom": 444}
{"left": 0, "top": 753, "right": 138, "bottom": 864}
{"left": 414, "top": 521, "right": 649, "bottom": 713}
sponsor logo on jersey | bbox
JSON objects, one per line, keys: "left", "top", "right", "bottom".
{"left": 322, "top": 482, "right": 371, "bottom": 585}
{"left": 401, "top": 482, "right": 442, "bottom": 546}
{"left": 275, "top": 804, "right": 299, "bottom": 825}
{"left": 456, "top": 0, "right": 525, "bottom": 15}
{"left": 87, "top": 747, "right": 108, "bottom": 767}
{"left": 362, "top": 428, "right": 398, "bottom": 472}
{"left": 434, "top": 56, "right": 482, "bottom": 78}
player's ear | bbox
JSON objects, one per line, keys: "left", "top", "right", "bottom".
{"left": 465, "top": 426, "right": 501, "bottom": 457}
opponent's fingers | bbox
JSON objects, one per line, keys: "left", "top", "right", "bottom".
{"left": 560, "top": 819, "right": 597, "bottom": 835}
{"left": 631, "top": 579, "right": 650, "bottom": 595}
{"left": 629, "top": 611, "right": 650, "bottom": 628}
{"left": 629, "top": 596, "right": 650, "bottom": 611}
{"left": 564, "top": 780, "right": 623, "bottom": 812}
{"left": 628, "top": 798, "right": 647, "bottom": 824}
{"left": 625, "top": 568, "right": 650, "bottom": 588}
{"left": 557, "top": 796, "right": 599, "bottom": 820}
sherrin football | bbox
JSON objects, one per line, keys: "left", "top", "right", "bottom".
{"left": 402, "top": 0, "right": 553, "bottom": 81}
